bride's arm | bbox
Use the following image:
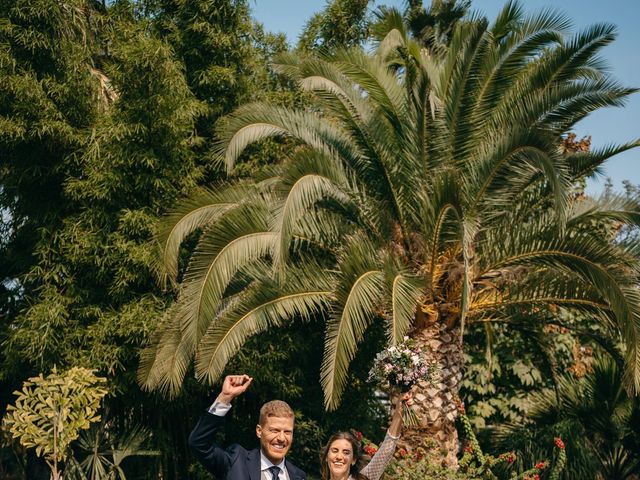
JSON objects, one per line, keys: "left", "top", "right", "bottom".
{"left": 360, "top": 395, "right": 407, "bottom": 480}
{"left": 360, "top": 432, "right": 399, "bottom": 480}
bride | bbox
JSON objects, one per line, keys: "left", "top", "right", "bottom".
{"left": 319, "top": 394, "right": 411, "bottom": 480}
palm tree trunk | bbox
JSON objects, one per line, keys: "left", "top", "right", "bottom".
{"left": 402, "top": 322, "right": 463, "bottom": 467}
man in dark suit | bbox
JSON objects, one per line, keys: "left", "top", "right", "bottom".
{"left": 189, "top": 374, "right": 307, "bottom": 480}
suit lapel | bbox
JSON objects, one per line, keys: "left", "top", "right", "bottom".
{"left": 286, "top": 463, "right": 304, "bottom": 480}
{"left": 248, "top": 449, "right": 262, "bottom": 480}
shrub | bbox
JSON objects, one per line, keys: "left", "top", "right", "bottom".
{"left": 3, "top": 367, "right": 107, "bottom": 480}
{"left": 367, "top": 401, "right": 568, "bottom": 480}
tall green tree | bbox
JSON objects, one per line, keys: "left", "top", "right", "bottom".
{"left": 1, "top": 0, "right": 315, "bottom": 476}
{"left": 149, "top": 0, "right": 291, "bottom": 176}
{"left": 1, "top": 6, "right": 205, "bottom": 477}
{"left": 0, "top": 0, "right": 102, "bottom": 327}
{"left": 405, "top": 0, "right": 471, "bottom": 50}
{"left": 152, "top": 0, "right": 265, "bottom": 114}
{"left": 1, "top": 0, "right": 325, "bottom": 478}
{"left": 371, "top": 0, "right": 471, "bottom": 58}
{"left": 4, "top": 17, "right": 203, "bottom": 375}
{"left": 298, "top": 0, "right": 372, "bottom": 53}
{"left": 141, "top": 1, "right": 640, "bottom": 465}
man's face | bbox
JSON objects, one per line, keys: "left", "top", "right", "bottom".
{"left": 256, "top": 415, "right": 294, "bottom": 464}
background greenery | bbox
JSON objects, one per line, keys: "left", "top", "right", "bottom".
{"left": 1, "top": 1, "right": 638, "bottom": 479}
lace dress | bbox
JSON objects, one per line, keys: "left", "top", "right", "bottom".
{"left": 358, "top": 432, "right": 398, "bottom": 480}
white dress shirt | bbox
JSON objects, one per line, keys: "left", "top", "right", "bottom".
{"left": 208, "top": 399, "right": 232, "bottom": 416}
{"left": 260, "top": 452, "right": 288, "bottom": 480}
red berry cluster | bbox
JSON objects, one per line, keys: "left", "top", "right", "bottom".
{"left": 364, "top": 445, "right": 378, "bottom": 456}
{"left": 498, "top": 452, "right": 515, "bottom": 463}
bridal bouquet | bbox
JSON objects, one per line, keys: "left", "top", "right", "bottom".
{"left": 368, "top": 337, "right": 438, "bottom": 426}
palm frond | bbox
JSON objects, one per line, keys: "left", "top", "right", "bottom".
{"left": 321, "top": 235, "right": 386, "bottom": 409}
{"left": 153, "top": 184, "right": 261, "bottom": 288}
{"left": 388, "top": 273, "right": 423, "bottom": 343}
{"left": 321, "top": 269, "right": 384, "bottom": 410}
{"left": 469, "top": 132, "right": 570, "bottom": 220}
{"left": 196, "top": 274, "right": 333, "bottom": 384}
{"left": 568, "top": 140, "right": 640, "bottom": 181}
{"left": 483, "top": 233, "right": 640, "bottom": 392}
{"left": 566, "top": 194, "right": 640, "bottom": 231}
{"left": 176, "top": 227, "right": 277, "bottom": 346}
{"left": 137, "top": 308, "right": 192, "bottom": 397}
{"left": 273, "top": 150, "right": 355, "bottom": 263}
{"left": 332, "top": 48, "right": 407, "bottom": 133}
{"left": 216, "top": 102, "right": 362, "bottom": 173}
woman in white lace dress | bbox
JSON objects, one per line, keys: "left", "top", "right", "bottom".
{"left": 319, "top": 394, "right": 410, "bottom": 480}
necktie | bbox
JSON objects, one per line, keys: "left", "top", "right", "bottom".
{"left": 268, "top": 466, "right": 281, "bottom": 480}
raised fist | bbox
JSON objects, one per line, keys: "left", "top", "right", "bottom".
{"left": 217, "top": 374, "right": 253, "bottom": 404}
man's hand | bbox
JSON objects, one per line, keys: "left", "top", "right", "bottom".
{"left": 216, "top": 374, "right": 253, "bottom": 405}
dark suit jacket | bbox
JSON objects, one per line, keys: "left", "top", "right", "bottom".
{"left": 188, "top": 411, "right": 307, "bottom": 480}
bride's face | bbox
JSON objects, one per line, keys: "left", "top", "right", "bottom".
{"left": 326, "top": 439, "right": 355, "bottom": 479}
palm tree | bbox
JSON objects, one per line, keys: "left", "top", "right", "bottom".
{"left": 403, "top": 0, "right": 472, "bottom": 51}
{"left": 67, "top": 422, "right": 159, "bottom": 480}
{"left": 139, "top": 1, "right": 640, "bottom": 464}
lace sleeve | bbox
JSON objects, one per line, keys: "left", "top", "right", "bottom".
{"left": 360, "top": 432, "right": 398, "bottom": 480}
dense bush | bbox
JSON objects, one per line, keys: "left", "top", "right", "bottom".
{"left": 381, "top": 405, "right": 567, "bottom": 480}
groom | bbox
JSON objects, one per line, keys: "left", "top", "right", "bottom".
{"left": 189, "top": 374, "right": 307, "bottom": 480}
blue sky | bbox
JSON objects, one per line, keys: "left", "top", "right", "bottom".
{"left": 251, "top": 0, "right": 640, "bottom": 194}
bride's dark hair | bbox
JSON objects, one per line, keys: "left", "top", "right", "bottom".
{"left": 319, "top": 431, "right": 369, "bottom": 480}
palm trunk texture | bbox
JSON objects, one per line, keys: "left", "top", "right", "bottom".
{"left": 402, "top": 321, "right": 464, "bottom": 467}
